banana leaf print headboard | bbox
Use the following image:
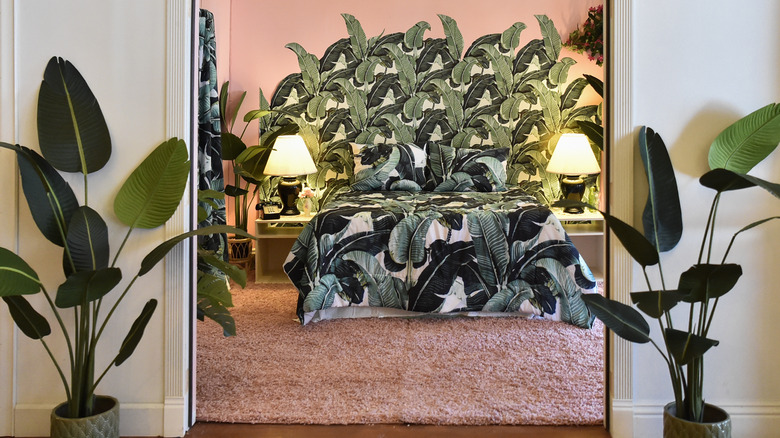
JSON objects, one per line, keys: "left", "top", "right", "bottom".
{"left": 255, "top": 13, "right": 601, "bottom": 211}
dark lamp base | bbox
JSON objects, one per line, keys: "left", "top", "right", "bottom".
{"left": 560, "top": 175, "right": 586, "bottom": 214}
{"left": 277, "top": 176, "right": 302, "bottom": 215}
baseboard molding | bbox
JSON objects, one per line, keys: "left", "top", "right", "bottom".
{"left": 13, "top": 402, "right": 164, "bottom": 437}
{"left": 633, "top": 401, "right": 780, "bottom": 438}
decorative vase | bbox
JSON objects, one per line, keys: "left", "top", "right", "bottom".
{"left": 303, "top": 198, "right": 312, "bottom": 216}
{"left": 50, "top": 395, "right": 119, "bottom": 438}
{"left": 663, "top": 402, "right": 731, "bottom": 438}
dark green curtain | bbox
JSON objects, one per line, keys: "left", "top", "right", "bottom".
{"left": 197, "top": 9, "right": 228, "bottom": 264}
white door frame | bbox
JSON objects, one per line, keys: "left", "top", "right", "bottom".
{"left": 166, "top": 0, "right": 637, "bottom": 436}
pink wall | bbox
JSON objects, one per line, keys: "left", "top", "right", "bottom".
{"left": 201, "top": 0, "right": 604, "bottom": 225}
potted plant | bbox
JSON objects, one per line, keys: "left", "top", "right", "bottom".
{"left": 0, "top": 57, "right": 251, "bottom": 437}
{"left": 217, "top": 81, "right": 273, "bottom": 268}
{"left": 557, "top": 103, "right": 780, "bottom": 437}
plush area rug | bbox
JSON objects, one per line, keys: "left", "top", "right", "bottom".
{"left": 196, "top": 281, "right": 604, "bottom": 425}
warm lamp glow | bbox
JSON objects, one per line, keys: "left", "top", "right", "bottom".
{"left": 263, "top": 135, "right": 317, "bottom": 176}
{"left": 547, "top": 133, "right": 600, "bottom": 214}
{"left": 263, "top": 135, "right": 317, "bottom": 215}
{"left": 546, "top": 133, "right": 600, "bottom": 176}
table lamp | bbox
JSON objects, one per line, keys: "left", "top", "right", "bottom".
{"left": 263, "top": 135, "right": 317, "bottom": 215}
{"left": 546, "top": 133, "right": 601, "bottom": 214}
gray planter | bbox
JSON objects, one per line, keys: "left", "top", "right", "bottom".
{"left": 50, "top": 395, "right": 119, "bottom": 438}
{"left": 663, "top": 402, "right": 731, "bottom": 438}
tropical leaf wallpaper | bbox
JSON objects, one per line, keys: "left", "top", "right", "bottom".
{"left": 257, "top": 13, "right": 601, "bottom": 211}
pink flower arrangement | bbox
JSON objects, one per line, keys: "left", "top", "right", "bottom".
{"left": 565, "top": 5, "right": 603, "bottom": 66}
{"left": 299, "top": 186, "right": 315, "bottom": 198}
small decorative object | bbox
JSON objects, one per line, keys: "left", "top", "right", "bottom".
{"left": 299, "top": 185, "right": 315, "bottom": 216}
{"left": 263, "top": 135, "right": 317, "bottom": 215}
{"left": 564, "top": 4, "right": 604, "bottom": 65}
{"left": 546, "top": 133, "right": 601, "bottom": 213}
{"left": 556, "top": 103, "right": 780, "bottom": 437}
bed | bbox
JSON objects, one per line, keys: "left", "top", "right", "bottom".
{"left": 283, "top": 142, "right": 596, "bottom": 328}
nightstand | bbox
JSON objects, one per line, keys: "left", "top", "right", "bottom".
{"left": 551, "top": 207, "right": 605, "bottom": 280}
{"left": 254, "top": 214, "right": 313, "bottom": 283}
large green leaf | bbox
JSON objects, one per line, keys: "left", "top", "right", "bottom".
{"left": 342, "top": 13, "right": 368, "bottom": 60}
{"left": 0, "top": 247, "right": 41, "bottom": 297}
{"left": 630, "top": 290, "right": 685, "bottom": 319}
{"left": 535, "top": 15, "right": 562, "bottom": 62}
{"left": 677, "top": 264, "right": 742, "bottom": 302}
{"left": 639, "top": 126, "right": 683, "bottom": 252}
{"left": 221, "top": 132, "right": 246, "bottom": 161}
{"left": 114, "top": 299, "right": 157, "bottom": 366}
{"left": 236, "top": 145, "right": 272, "bottom": 180}
{"left": 404, "top": 21, "right": 430, "bottom": 51}
{"left": 7, "top": 143, "right": 79, "bottom": 247}
{"left": 197, "top": 295, "right": 236, "bottom": 337}
{"left": 553, "top": 200, "right": 659, "bottom": 267}
{"left": 199, "top": 249, "right": 247, "bottom": 288}
{"left": 140, "top": 225, "right": 254, "bottom": 276}
{"left": 285, "top": 43, "right": 321, "bottom": 95}
{"left": 55, "top": 268, "right": 122, "bottom": 308}
{"left": 114, "top": 138, "right": 190, "bottom": 229}
{"left": 708, "top": 103, "right": 780, "bottom": 173}
{"left": 500, "top": 22, "right": 527, "bottom": 52}
{"left": 388, "top": 213, "right": 436, "bottom": 264}
{"left": 583, "top": 74, "right": 603, "bottom": 97}
{"left": 581, "top": 293, "right": 651, "bottom": 343}
{"left": 3, "top": 296, "right": 51, "bottom": 339}
{"left": 66, "top": 206, "right": 109, "bottom": 272}
{"left": 467, "top": 211, "right": 509, "bottom": 294}
{"left": 342, "top": 251, "right": 402, "bottom": 309}
{"left": 577, "top": 120, "right": 603, "bottom": 150}
{"left": 37, "top": 57, "right": 111, "bottom": 174}
{"left": 438, "top": 14, "right": 464, "bottom": 61}
{"left": 699, "top": 169, "right": 780, "bottom": 199}
{"left": 665, "top": 328, "right": 719, "bottom": 365}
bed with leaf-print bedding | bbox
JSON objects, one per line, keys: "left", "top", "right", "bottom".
{"left": 283, "top": 142, "right": 597, "bottom": 328}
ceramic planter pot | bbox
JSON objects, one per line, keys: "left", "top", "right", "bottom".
{"left": 50, "top": 395, "right": 119, "bottom": 438}
{"left": 663, "top": 402, "right": 731, "bottom": 438}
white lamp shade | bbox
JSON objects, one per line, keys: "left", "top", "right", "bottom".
{"left": 546, "top": 133, "right": 601, "bottom": 175}
{"left": 263, "top": 135, "right": 317, "bottom": 176}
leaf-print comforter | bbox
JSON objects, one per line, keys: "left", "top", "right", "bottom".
{"left": 283, "top": 188, "right": 597, "bottom": 328}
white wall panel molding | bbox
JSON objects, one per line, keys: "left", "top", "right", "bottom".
{"left": 164, "top": 0, "right": 193, "bottom": 437}
{"left": 608, "top": 0, "right": 634, "bottom": 437}
{"left": 0, "top": 0, "right": 17, "bottom": 435}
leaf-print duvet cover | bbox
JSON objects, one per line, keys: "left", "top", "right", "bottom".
{"left": 283, "top": 187, "right": 597, "bottom": 328}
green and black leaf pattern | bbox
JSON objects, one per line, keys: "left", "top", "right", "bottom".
{"left": 351, "top": 142, "right": 427, "bottom": 191}
{"left": 284, "top": 188, "right": 597, "bottom": 328}
{"left": 426, "top": 142, "right": 508, "bottom": 192}
{"left": 261, "top": 13, "right": 601, "bottom": 209}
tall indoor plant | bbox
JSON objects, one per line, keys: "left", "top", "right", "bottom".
{"left": 559, "top": 103, "right": 780, "bottom": 437}
{"left": 217, "top": 82, "right": 273, "bottom": 268}
{"left": 0, "top": 57, "right": 250, "bottom": 437}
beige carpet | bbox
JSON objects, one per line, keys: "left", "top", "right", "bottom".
{"left": 196, "top": 281, "right": 604, "bottom": 425}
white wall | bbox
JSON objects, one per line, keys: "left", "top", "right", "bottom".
{"left": 0, "top": 1, "right": 186, "bottom": 436}
{"left": 630, "top": 1, "right": 780, "bottom": 436}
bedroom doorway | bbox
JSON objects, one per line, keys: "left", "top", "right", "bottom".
{"left": 187, "top": 0, "right": 626, "bottom": 432}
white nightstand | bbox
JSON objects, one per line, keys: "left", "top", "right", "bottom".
{"left": 254, "top": 214, "right": 313, "bottom": 283}
{"left": 551, "top": 207, "right": 605, "bottom": 280}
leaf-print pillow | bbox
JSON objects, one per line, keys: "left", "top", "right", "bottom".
{"left": 426, "top": 142, "right": 508, "bottom": 192}
{"left": 351, "top": 143, "right": 428, "bottom": 192}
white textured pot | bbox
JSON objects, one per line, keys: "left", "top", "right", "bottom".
{"left": 663, "top": 402, "right": 731, "bottom": 438}
{"left": 50, "top": 395, "right": 119, "bottom": 438}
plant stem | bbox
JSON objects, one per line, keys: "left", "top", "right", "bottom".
{"left": 111, "top": 226, "right": 135, "bottom": 268}
{"left": 698, "top": 194, "right": 720, "bottom": 264}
